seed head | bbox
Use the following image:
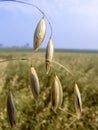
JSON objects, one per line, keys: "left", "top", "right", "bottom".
{"left": 74, "top": 82, "right": 82, "bottom": 119}
{"left": 51, "top": 75, "right": 63, "bottom": 111}
{"left": 33, "top": 17, "right": 46, "bottom": 51}
{"left": 45, "top": 37, "right": 54, "bottom": 74}
{"left": 29, "top": 67, "right": 40, "bottom": 99}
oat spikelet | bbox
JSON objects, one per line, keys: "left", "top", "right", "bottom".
{"left": 30, "top": 67, "right": 40, "bottom": 99}
{"left": 7, "top": 91, "right": 16, "bottom": 128}
{"left": 51, "top": 75, "right": 63, "bottom": 111}
{"left": 33, "top": 17, "right": 46, "bottom": 51}
{"left": 74, "top": 82, "right": 82, "bottom": 119}
{"left": 57, "top": 76, "right": 63, "bottom": 108}
{"left": 45, "top": 37, "right": 54, "bottom": 74}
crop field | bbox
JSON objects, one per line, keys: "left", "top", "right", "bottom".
{"left": 0, "top": 49, "right": 98, "bottom": 130}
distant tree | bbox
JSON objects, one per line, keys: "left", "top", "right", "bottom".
{"left": 23, "top": 43, "right": 30, "bottom": 48}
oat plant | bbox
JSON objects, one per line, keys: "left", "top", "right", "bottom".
{"left": 0, "top": 0, "right": 83, "bottom": 129}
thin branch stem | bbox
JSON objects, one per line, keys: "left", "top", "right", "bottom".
{"left": 0, "top": 57, "right": 73, "bottom": 76}
{"left": 58, "top": 107, "right": 78, "bottom": 130}
{"left": 65, "top": 118, "right": 77, "bottom": 130}
{"left": 0, "top": 58, "right": 28, "bottom": 63}
{"left": 58, "top": 107, "right": 77, "bottom": 118}
{"left": 53, "top": 60, "right": 73, "bottom": 76}
{"left": 0, "top": 0, "right": 53, "bottom": 37}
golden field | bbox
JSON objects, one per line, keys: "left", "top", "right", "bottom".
{"left": 0, "top": 49, "right": 98, "bottom": 130}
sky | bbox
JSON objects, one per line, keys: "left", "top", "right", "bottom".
{"left": 0, "top": 0, "right": 98, "bottom": 49}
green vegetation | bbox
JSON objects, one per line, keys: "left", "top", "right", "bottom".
{"left": 0, "top": 50, "right": 98, "bottom": 130}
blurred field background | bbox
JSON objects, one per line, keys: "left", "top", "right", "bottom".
{"left": 0, "top": 48, "right": 98, "bottom": 130}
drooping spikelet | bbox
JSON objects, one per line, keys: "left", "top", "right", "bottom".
{"left": 51, "top": 75, "right": 63, "bottom": 111}
{"left": 74, "top": 82, "right": 82, "bottom": 119}
{"left": 7, "top": 91, "right": 16, "bottom": 128}
{"left": 33, "top": 17, "right": 46, "bottom": 51}
{"left": 29, "top": 67, "right": 40, "bottom": 99}
{"left": 57, "top": 76, "right": 63, "bottom": 108}
{"left": 45, "top": 37, "right": 54, "bottom": 74}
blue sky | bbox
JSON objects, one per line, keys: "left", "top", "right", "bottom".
{"left": 0, "top": 0, "right": 98, "bottom": 49}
